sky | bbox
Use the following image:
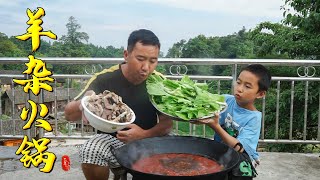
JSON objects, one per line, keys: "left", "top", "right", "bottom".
{"left": 0, "top": 0, "right": 285, "bottom": 54}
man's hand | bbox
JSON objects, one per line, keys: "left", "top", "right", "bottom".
{"left": 78, "top": 90, "right": 96, "bottom": 125}
{"left": 65, "top": 90, "right": 96, "bottom": 122}
{"left": 78, "top": 101, "right": 90, "bottom": 125}
{"left": 116, "top": 124, "right": 147, "bottom": 143}
{"left": 84, "top": 90, "right": 95, "bottom": 97}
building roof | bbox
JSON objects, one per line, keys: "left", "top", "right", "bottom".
{"left": 2, "top": 87, "right": 80, "bottom": 104}
{"left": 0, "top": 70, "right": 23, "bottom": 85}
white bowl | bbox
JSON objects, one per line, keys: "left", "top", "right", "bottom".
{"left": 81, "top": 96, "right": 136, "bottom": 133}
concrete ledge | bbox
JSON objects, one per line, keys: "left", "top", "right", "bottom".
{"left": 255, "top": 152, "right": 320, "bottom": 180}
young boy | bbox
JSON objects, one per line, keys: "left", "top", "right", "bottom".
{"left": 201, "top": 64, "right": 271, "bottom": 179}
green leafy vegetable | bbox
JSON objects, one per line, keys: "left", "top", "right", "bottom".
{"left": 147, "top": 73, "right": 226, "bottom": 120}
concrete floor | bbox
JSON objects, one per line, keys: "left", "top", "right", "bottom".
{"left": 0, "top": 139, "right": 319, "bottom": 180}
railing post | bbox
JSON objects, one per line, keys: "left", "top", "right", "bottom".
{"left": 318, "top": 86, "right": 320, "bottom": 141}
{"left": 289, "top": 81, "right": 295, "bottom": 140}
{"left": 0, "top": 88, "right": 2, "bottom": 135}
{"left": 11, "top": 79, "right": 16, "bottom": 136}
{"left": 38, "top": 89, "right": 44, "bottom": 139}
{"left": 231, "top": 64, "right": 237, "bottom": 94}
{"left": 303, "top": 81, "right": 309, "bottom": 141}
{"left": 261, "top": 96, "right": 266, "bottom": 140}
{"left": 67, "top": 78, "right": 72, "bottom": 137}
{"left": 275, "top": 81, "right": 280, "bottom": 140}
{"left": 54, "top": 80, "right": 58, "bottom": 136}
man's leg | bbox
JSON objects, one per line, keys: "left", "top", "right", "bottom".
{"left": 81, "top": 163, "right": 110, "bottom": 180}
{"left": 79, "top": 134, "right": 125, "bottom": 180}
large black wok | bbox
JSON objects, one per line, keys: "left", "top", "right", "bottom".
{"left": 112, "top": 136, "right": 239, "bottom": 180}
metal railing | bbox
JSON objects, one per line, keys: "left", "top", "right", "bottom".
{"left": 0, "top": 58, "right": 320, "bottom": 145}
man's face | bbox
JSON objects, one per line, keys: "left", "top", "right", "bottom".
{"left": 124, "top": 42, "right": 159, "bottom": 84}
{"left": 234, "top": 70, "right": 264, "bottom": 109}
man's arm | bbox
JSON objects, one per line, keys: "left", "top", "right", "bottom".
{"left": 144, "top": 114, "right": 173, "bottom": 137}
{"left": 117, "top": 114, "right": 173, "bottom": 143}
{"left": 64, "top": 100, "right": 82, "bottom": 122}
{"left": 64, "top": 90, "right": 95, "bottom": 122}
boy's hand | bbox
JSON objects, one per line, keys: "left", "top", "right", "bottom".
{"left": 252, "top": 159, "right": 260, "bottom": 168}
{"left": 191, "top": 113, "right": 219, "bottom": 125}
{"left": 191, "top": 118, "right": 213, "bottom": 124}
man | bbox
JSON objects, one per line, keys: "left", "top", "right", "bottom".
{"left": 64, "top": 29, "right": 172, "bottom": 180}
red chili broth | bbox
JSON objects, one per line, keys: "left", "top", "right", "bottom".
{"left": 132, "top": 153, "right": 224, "bottom": 176}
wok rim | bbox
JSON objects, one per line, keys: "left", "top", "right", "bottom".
{"left": 113, "top": 136, "right": 240, "bottom": 178}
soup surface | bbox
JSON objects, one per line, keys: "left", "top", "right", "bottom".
{"left": 132, "top": 153, "right": 223, "bottom": 176}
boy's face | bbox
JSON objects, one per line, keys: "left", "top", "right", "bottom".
{"left": 234, "top": 70, "right": 265, "bottom": 110}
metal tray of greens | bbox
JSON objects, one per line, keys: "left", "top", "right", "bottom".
{"left": 147, "top": 73, "right": 228, "bottom": 122}
{"left": 150, "top": 98, "right": 227, "bottom": 122}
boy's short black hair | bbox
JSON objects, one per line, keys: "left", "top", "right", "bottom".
{"left": 127, "top": 29, "right": 160, "bottom": 53}
{"left": 241, "top": 64, "right": 271, "bottom": 92}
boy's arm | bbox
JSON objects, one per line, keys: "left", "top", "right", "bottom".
{"left": 207, "top": 117, "right": 244, "bottom": 152}
{"left": 199, "top": 114, "right": 244, "bottom": 152}
{"left": 207, "top": 114, "right": 261, "bottom": 161}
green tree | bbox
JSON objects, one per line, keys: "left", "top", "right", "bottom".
{"left": 0, "top": 33, "right": 25, "bottom": 70}
{"left": 250, "top": 0, "right": 320, "bottom": 58}
{"left": 0, "top": 33, "right": 24, "bottom": 57}
{"left": 283, "top": 0, "right": 320, "bottom": 35}
{"left": 165, "top": 28, "right": 255, "bottom": 76}
{"left": 166, "top": 40, "right": 186, "bottom": 58}
{"left": 180, "top": 35, "right": 221, "bottom": 75}
{"left": 250, "top": 0, "right": 320, "bottom": 152}
{"left": 219, "top": 27, "right": 255, "bottom": 59}
{"left": 182, "top": 35, "right": 220, "bottom": 58}
{"left": 60, "top": 16, "right": 89, "bottom": 44}
{"left": 51, "top": 16, "right": 90, "bottom": 74}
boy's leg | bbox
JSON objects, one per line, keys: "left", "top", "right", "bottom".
{"left": 229, "top": 152, "right": 256, "bottom": 180}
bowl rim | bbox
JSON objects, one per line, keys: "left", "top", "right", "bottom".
{"left": 81, "top": 96, "right": 136, "bottom": 125}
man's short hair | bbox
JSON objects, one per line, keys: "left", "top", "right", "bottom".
{"left": 127, "top": 29, "right": 160, "bottom": 52}
{"left": 241, "top": 64, "right": 272, "bottom": 92}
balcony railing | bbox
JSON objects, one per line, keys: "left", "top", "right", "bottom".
{"left": 0, "top": 58, "right": 320, "bottom": 145}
